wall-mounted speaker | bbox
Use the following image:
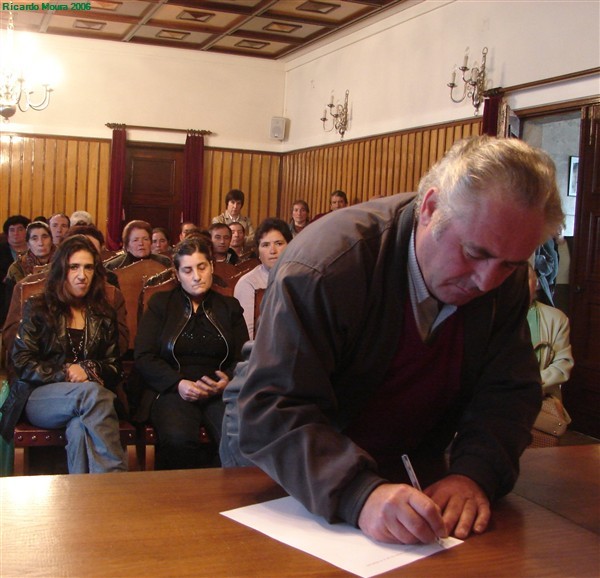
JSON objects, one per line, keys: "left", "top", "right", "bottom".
{"left": 270, "top": 116, "right": 287, "bottom": 141}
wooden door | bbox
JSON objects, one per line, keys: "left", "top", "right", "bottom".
{"left": 564, "top": 103, "right": 600, "bottom": 438}
{"left": 124, "top": 144, "right": 184, "bottom": 243}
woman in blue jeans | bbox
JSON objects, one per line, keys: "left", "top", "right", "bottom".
{"left": 134, "top": 238, "right": 248, "bottom": 470}
{"left": 0, "top": 235, "right": 127, "bottom": 473}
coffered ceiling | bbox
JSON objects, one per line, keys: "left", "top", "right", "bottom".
{"left": 5, "top": 0, "right": 411, "bottom": 60}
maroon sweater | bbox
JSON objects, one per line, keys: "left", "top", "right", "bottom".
{"left": 345, "top": 299, "right": 464, "bottom": 473}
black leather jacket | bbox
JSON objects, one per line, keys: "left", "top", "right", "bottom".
{"left": 134, "top": 286, "right": 248, "bottom": 412}
{"left": 0, "top": 295, "right": 121, "bottom": 441}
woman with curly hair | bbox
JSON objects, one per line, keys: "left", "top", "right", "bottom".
{"left": 0, "top": 235, "right": 127, "bottom": 473}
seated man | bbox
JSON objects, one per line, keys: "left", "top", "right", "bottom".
{"left": 226, "top": 136, "right": 564, "bottom": 545}
{"left": 209, "top": 223, "right": 238, "bottom": 265}
{"left": 229, "top": 222, "right": 256, "bottom": 262}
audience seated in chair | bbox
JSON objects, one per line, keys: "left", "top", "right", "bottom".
{"left": 233, "top": 217, "right": 292, "bottom": 339}
{"left": 211, "top": 188, "right": 255, "bottom": 243}
{"left": 527, "top": 264, "right": 574, "bottom": 446}
{"left": 105, "top": 220, "right": 171, "bottom": 271}
{"left": 3, "top": 222, "right": 55, "bottom": 316}
{"left": 134, "top": 238, "right": 248, "bottom": 470}
{"left": 0, "top": 235, "right": 128, "bottom": 474}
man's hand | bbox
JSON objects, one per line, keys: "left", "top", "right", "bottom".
{"left": 424, "top": 474, "right": 491, "bottom": 539}
{"left": 358, "top": 483, "right": 448, "bottom": 544}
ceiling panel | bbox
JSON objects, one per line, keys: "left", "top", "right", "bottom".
{"left": 3, "top": 0, "right": 413, "bottom": 60}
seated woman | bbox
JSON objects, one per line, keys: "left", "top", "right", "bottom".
{"left": 3, "top": 221, "right": 56, "bottom": 327}
{"left": 233, "top": 218, "right": 292, "bottom": 339}
{"left": 527, "top": 264, "right": 574, "bottom": 443}
{"left": 151, "top": 227, "right": 173, "bottom": 257}
{"left": 4, "top": 220, "right": 55, "bottom": 284}
{"left": 134, "top": 238, "right": 248, "bottom": 470}
{"left": 211, "top": 189, "right": 255, "bottom": 244}
{"left": 0, "top": 235, "right": 127, "bottom": 473}
{"left": 288, "top": 199, "right": 310, "bottom": 238}
{"left": 105, "top": 220, "right": 171, "bottom": 270}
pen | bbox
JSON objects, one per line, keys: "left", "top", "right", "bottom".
{"left": 401, "top": 454, "right": 447, "bottom": 547}
{"left": 401, "top": 453, "right": 422, "bottom": 491}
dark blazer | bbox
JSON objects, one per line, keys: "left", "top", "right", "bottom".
{"left": 133, "top": 286, "right": 248, "bottom": 419}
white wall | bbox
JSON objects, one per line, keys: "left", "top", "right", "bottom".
{"left": 282, "top": 0, "right": 600, "bottom": 150}
{"left": 2, "top": 0, "right": 598, "bottom": 151}
{"left": 1, "top": 32, "right": 286, "bottom": 150}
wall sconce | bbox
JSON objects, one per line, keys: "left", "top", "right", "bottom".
{"left": 0, "top": 12, "right": 54, "bottom": 122}
{"left": 320, "top": 89, "right": 349, "bottom": 140}
{"left": 447, "top": 47, "right": 488, "bottom": 115}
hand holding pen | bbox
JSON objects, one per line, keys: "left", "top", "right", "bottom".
{"left": 357, "top": 456, "right": 449, "bottom": 545}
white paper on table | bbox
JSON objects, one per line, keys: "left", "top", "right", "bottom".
{"left": 221, "top": 496, "right": 462, "bottom": 578}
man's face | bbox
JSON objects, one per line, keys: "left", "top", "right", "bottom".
{"left": 292, "top": 204, "right": 308, "bottom": 225}
{"left": 49, "top": 216, "right": 70, "bottom": 245}
{"left": 65, "top": 250, "right": 95, "bottom": 299}
{"left": 27, "top": 227, "right": 52, "bottom": 259}
{"left": 126, "top": 227, "right": 151, "bottom": 259}
{"left": 180, "top": 223, "right": 196, "bottom": 241}
{"left": 330, "top": 195, "right": 347, "bottom": 211}
{"left": 211, "top": 227, "right": 231, "bottom": 256}
{"left": 415, "top": 189, "right": 545, "bottom": 306}
{"left": 229, "top": 224, "right": 245, "bottom": 248}
{"left": 227, "top": 200, "right": 243, "bottom": 217}
{"left": 7, "top": 224, "right": 26, "bottom": 248}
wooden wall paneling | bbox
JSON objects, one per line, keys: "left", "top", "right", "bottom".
{"left": 36, "top": 138, "right": 51, "bottom": 219}
{"left": 86, "top": 141, "right": 99, "bottom": 219}
{"left": 21, "top": 138, "right": 34, "bottom": 218}
{"left": 64, "top": 140, "right": 78, "bottom": 215}
{"left": 0, "top": 138, "right": 9, "bottom": 218}
{"left": 8, "top": 137, "right": 22, "bottom": 216}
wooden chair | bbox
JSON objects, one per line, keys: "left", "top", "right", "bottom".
{"left": 254, "top": 288, "right": 265, "bottom": 336}
{"left": 135, "top": 274, "right": 214, "bottom": 470}
{"left": 114, "top": 259, "right": 169, "bottom": 351}
{"left": 6, "top": 276, "right": 140, "bottom": 474}
{"left": 13, "top": 421, "right": 139, "bottom": 475}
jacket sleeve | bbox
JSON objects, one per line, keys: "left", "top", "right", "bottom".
{"left": 233, "top": 276, "right": 256, "bottom": 339}
{"left": 224, "top": 295, "right": 249, "bottom": 373}
{"left": 134, "top": 292, "right": 184, "bottom": 393}
{"left": 89, "top": 312, "right": 122, "bottom": 391}
{"left": 448, "top": 269, "right": 542, "bottom": 501}
{"left": 12, "top": 300, "right": 67, "bottom": 386}
{"left": 237, "top": 260, "right": 383, "bottom": 525}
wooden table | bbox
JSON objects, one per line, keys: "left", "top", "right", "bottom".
{"left": 1, "top": 446, "right": 598, "bottom": 577}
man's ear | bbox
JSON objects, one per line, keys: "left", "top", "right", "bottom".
{"left": 419, "top": 188, "right": 439, "bottom": 226}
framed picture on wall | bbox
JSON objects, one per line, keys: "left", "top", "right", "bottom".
{"left": 568, "top": 156, "right": 579, "bottom": 197}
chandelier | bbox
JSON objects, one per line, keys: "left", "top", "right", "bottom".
{"left": 320, "top": 90, "right": 349, "bottom": 140}
{"left": 0, "top": 12, "right": 54, "bottom": 122}
{"left": 447, "top": 47, "right": 488, "bottom": 115}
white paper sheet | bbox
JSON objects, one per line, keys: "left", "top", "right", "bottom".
{"left": 221, "top": 496, "right": 462, "bottom": 577}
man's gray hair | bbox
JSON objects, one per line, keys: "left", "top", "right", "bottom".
{"left": 416, "top": 136, "right": 564, "bottom": 238}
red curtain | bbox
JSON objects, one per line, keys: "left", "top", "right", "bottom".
{"left": 482, "top": 95, "right": 502, "bottom": 136}
{"left": 106, "top": 126, "right": 127, "bottom": 250}
{"left": 182, "top": 131, "right": 204, "bottom": 224}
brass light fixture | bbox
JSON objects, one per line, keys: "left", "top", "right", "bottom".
{"left": 447, "top": 47, "right": 488, "bottom": 115}
{"left": 0, "top": 12, "right": 54, "bottom": 122}
{"left": 320, "top": 89, "right": 349, "bottom": 140}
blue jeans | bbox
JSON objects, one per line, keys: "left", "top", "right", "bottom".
{"left": 25, "top": 382, "right": 127, "bottom": 474}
